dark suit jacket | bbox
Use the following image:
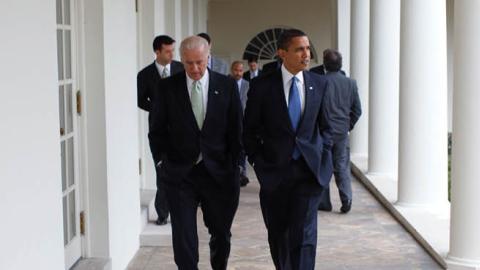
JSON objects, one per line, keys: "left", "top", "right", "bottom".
{"left": 243, "top": 69, "right": 333, "bottom": 190}
{"left": 243, "top": 69, "right": 262, "bottom": 82}
{"left": 310, "top": 64, "right": 346, "bottom": 76}
{"left": 261, "top": 60, "right": 282, "bottom": 75}
{"left": 137, "top": 60, "right": 184, "bottom": 112}
{"left": 148, "top": 70, "right": 243, "bottom": 187}
{"left": 322, "top": 72, "right": 362, "bottom": 138}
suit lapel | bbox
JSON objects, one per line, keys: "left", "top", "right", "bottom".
{"left": 174, "top": 73, "right": 200, "bottom": 132}
{"left": 274, "top": 70, "right": 295, "bottom": 135}
{"left": 204, "top": 70, "right": 219, "bottom": 129}
{"left": 298, "top": 71, "right": 316, "bottom": 132}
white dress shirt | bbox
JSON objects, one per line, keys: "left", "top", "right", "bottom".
{"left": 155, "top": 61, "right": 171, "bottom": 77}
{"left": 281, "top": 64, "right": 305, "bottom": 114}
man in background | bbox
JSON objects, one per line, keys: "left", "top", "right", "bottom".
{"left": 318, "top": 49, "right": 361, "bottom": 213}
{"left": 243, "top": 57, "right": 261, "bottom": 82}
{"left": 137, "top": 35, "right": 183, "bottom": 225}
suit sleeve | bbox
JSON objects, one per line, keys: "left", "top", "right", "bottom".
{"left": 148, "top": 80, "right": 168, "bottom": 164}
{"left": 350, "top": 82, "right": 362, "bottom": 131}
{"left": 243, "top": 79, "right": 262, "bottom": 164}
{"left": 227, "top": 78, "right": 243, "bottom": 162}
{"left": 137, "top": 71, "right": 151, "bottom": 111}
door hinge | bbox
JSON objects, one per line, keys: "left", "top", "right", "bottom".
{"left": 80, "top": 211, "right": 85, "bottom": 235}
{"left": 76, "top": 90, "right": 82, "bottom": 116}
{"left": 139, "top": 158, "right": 142, "bottom": 175}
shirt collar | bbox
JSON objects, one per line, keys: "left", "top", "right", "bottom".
{"left": 186, "top": 69, "right": 209, "bottom": 88}
{"left": 155, "top": 61, "right": 170, "bottom": 73}
{"left": 281, "top": 64, "right": 304, "bottom": 86}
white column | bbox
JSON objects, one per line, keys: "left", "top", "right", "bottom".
{"left": 349, "top": 0, "right": 369, "bottom": 158}
{"left": 396, "top": 1, "right": 449, "bottom": 208}
{"left": 193, "top": 0, "right": 208, "bottom": 34}
{"left": 337, "top": 0, "right": 351, "bottom": 75}
{"left": 164, "top": 0, "right": 182, "bottom": 56}
{"left": 181, "top": 0, "right": 194, "bottom": 37}
{"left": 447, "top": 1, "right": 480, "bottom": 269}
{"left": 154, "top": 0, "right": 166, "bottom": 35}
{"left": 367, "top": 0, "right": 400, "bottom": 177}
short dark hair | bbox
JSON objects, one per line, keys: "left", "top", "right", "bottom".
{"left": 153, "top": 35, "right": 175, "bottom": 52}
{"left": 277, "top": 29, "right": 307, "bottom": 51}
{"left": 247, "top": 57, "right": 258, "bottom": 64}
{"left": 323, "top": 49, "right": 343, "bottom": 72}
{"left": 197, "top": 33, "right": 211, "bottom": 44}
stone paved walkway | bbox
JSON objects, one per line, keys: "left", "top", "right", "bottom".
{"left": 128, "top": 169, "right": 442, "bottom": 270}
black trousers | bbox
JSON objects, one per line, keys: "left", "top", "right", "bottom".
{"left": 259, "top": 158, "right": 323, "bottom": 270}
{"left": 154, "top": 164, "right": 169, "bottom": 222}
{"left": 165, "top": 162, "right": 240, "bottom": 270}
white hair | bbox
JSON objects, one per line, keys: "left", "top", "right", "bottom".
{"left": 180, "top": 36, "right": 210, "bottom": 58}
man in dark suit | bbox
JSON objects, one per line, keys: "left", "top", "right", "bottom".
{"left": 197, "top": 33, "right": 229, "bottom": 75}
{"left": 243, "top": 29, "right": 333, "bottom": 270}
{"left": 310, "top": 49, "right": 346, "bottom": 76}
{"left": 149, "top": 36, "right": 243, "bottom": 270}
{"left": 137, "top": 35, "right": 184, "bottom": 225}
{"left": 317, "top": 50, "right": 362, "bottom": 213}
{"left": 243, "top": 57, "right": 261, "bottom": 82}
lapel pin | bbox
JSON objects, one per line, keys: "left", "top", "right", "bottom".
{"left": 309, "top": 86, "right": 313, "bottom": 90}
{"left": 214, "top": 90, "right": 219, "bottom": 95}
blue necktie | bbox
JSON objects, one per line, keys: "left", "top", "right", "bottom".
{"left": 288, "top": 76, "right": 301, "bottom": 159}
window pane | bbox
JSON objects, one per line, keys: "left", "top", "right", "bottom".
{"left": 64, "top": 0, "right": 70, "bottom": 25}
{"left": 67, "top": 138, "right": 75, "bottom": 187}
{"left": 56, "top": 30, "right": 64, "bottom": 80}
{"left": 65, "top": 30, "right": 72, "bottom": 79}
{"left": 56, "top": 0, "right": 62, "bottom": 24}
{"left": 69, "top": 191, "right": 76, "bottom": 241}
{"left": 61, "top": 141, "right": 66, "bottom": 192}
{"left": 59, "top": 86, "right": 65, "bottom": 135}
{"left": 65, "top": 84, "right": 73, "bottom": 133}
{"left": 63, "top": 196, "right": 68, "bottom": 246}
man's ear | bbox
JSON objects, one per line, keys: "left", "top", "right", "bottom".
{"left": 278, "top": 49, "right": 286, "bottom": 60}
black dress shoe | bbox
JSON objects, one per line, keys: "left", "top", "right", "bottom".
{"left": 318, "top": 203, "right": 332, "bottom": 212}
{"left": 155, "top": 218, "right": 168, "bottom": 225}
{"left": 240, "top": 175, "right": 250, "bottom": 187}
{"left": 340, "top": 201, "right": 352, "bottom": 214}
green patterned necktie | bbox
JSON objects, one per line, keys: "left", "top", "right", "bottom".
{"left": 161, "top": 67, "right": 169, "bottom": 78}
{"left": 191, "top": 80, "right": 204, "bottom": 129}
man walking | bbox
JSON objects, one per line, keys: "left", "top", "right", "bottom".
{"left": 149, "top": 36, "right": 243, "bottom": 270}
{"left": 243, "top": 29, "right": 333, "bottom": 270}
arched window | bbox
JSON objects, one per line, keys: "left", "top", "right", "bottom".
{"left": 242, "top": 28, "right": 318, "bottom": 62}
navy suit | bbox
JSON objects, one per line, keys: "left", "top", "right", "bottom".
{"left": 149, "top": 70, "right": 243, "bottom": 270}
{"left": 243, "top": 69, "right": 333, "bottom": 270}
{"left": 137, "top": 60, "right": 184, "bottom": 223}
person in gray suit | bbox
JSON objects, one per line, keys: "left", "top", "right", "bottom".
{"left": 197, "top": 33, "right": 229, "bottom": 75}
{"left": 230, "top": 60, "right": 250, "bottom": 186}
{"left": 319, "top": 49, "right": 362, "bottom": 213}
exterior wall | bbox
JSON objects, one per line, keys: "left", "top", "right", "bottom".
{"left": 102, "top": 0, "right": 141, "bottom": 269}
{"left": 0, "top": 1, "right": 65, "bottom": 269}
{"left": 207, "top": 0, "right": 335, "bottom": 66}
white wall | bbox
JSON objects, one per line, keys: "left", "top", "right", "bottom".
{"left": 103, "top": 0, "right": 141, "bottom": 269}
{"left": 0, "top": 1, "right": 65, "bottom": 269}
{"left": 208, "top": 0, "right": 335, "bottom": 66}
